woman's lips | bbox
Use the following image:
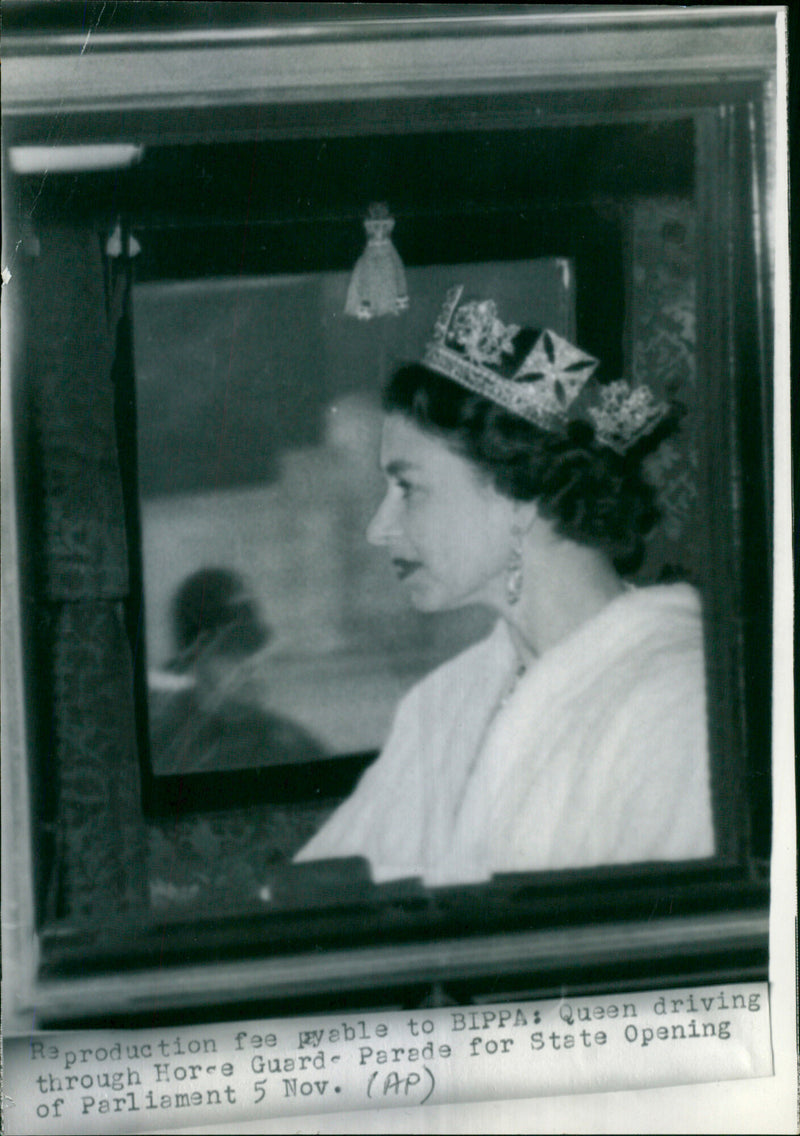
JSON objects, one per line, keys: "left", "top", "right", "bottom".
{"left": 392, "top": 558, "right": 423, "bottom": 580}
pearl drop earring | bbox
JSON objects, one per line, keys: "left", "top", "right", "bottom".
{"left": 505, "top": 527, "right": 524, "bottom": 606}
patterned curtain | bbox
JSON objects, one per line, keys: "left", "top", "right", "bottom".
{"left": 24, "top": 224, "right": 148, "bottom": 924}
{"left": 625, "top": 194, "right": 750, "bottom": 862}
{"left": 626, "top": 197, "right": 702, "bottom": 583}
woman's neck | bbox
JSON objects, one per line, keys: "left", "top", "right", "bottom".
{"left": 503, "top": 536, "right": 626, "bottom": 663}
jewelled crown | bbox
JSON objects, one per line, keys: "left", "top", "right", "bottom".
{"left": 422, "top": 285, "right": 670, "bottom": 454}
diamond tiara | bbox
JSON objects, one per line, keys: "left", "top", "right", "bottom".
{"left": 423, "top": 286, "right": 598, "bottom": 433}
{"left": 422, "top": 286, "right": 670, "bottom": 454}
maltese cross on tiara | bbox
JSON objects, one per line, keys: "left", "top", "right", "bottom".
{"left": 514, "top": 330, "right": 601, "bottom": 422}
{"left": 424, "top": 285, "right": 599, "bottom": 431}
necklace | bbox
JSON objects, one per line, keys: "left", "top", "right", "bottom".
{"left": 448, "top": 655, "right": 529, "bottom": 828}
{"left": 499, "top": 659, "right": 528, "bottom": 708}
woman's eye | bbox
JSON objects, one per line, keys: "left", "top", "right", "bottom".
{"left": 386, "top": 476, "right": 424, "bottom": 502}
{"left": 392, "top": 479, "right": 414, "bottom": 500}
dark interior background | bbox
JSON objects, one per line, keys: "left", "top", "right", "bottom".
{"left": 17, "top": 118, "right": 694, "bottom": 348}
{"left": 15, "top": 118, "right": 695, "bottom": 502}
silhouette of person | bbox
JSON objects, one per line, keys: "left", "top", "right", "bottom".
{"left": 148, "top": 568, "right": 327, "bottom": 773}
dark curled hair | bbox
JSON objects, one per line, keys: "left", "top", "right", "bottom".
{"left": 383, "top": 364, "right": 674, "bottom": 575}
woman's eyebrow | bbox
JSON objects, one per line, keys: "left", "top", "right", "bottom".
{"left": 383, "top": 459, "right": 419, "bottom": 477}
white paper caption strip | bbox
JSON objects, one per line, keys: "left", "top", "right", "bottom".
{"left": 3, "top": 983, "right": 773, "bottom": 1134}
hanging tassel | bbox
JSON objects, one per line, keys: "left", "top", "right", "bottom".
{"left": 344, "top": 203, "right": 409, "bottom": 320}
{"left": 105, "top": 218, "right": 141, "bottom": 259}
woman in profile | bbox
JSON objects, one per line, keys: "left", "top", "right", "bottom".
{"left": 296, "top": 287, "right": 714, "bottom": 885}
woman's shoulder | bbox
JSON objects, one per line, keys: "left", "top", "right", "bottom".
{"left": 546, "top": 582, "right": 705, "bottom": 728}
{"left": 606, "top": 584, "right": 706, "bottom": 715}
{"left": 610, "top": 581, "right": 704, "bottom": 650}
{"left": 625, "top": 579, "right": 701, "bottom": 614}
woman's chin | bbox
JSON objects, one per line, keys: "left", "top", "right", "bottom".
{"left": 404, "top": 579, "right": 443, "bottom": 613}
{"left": 407, "top": 592, "right": 439, "bottom": 613}
{"left": 406, "top": 583, "right": 465, "bottom": 614}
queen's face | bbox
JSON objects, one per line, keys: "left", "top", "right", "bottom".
{"left": 367, "top": 413, "right": 518, "bottom": 613}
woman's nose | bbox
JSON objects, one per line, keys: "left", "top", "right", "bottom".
{"left": 366, "top": 492, "right": 400, "bottom": 546}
